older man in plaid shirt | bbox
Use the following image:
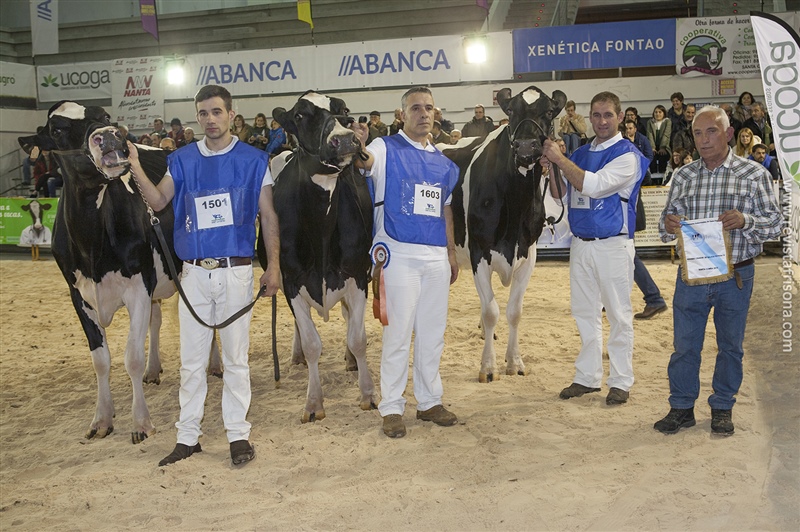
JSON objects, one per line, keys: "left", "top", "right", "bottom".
{"left": 654, "top": 105, "right": 781, "bottom": 436}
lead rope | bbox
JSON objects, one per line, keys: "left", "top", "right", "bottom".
{"left": 131, "top": 171, "right": 279, "bottom": 383}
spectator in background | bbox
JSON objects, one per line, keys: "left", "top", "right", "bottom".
{"left": 33, "top": 148, "right": 59, "bottom": 198}
{"left": 625, "top": 107, "right": 647, "bottom": 137}
{"left": 138, "top": 133, "right": 152, "bottom": 146}
{"left": 732, "top": 91, "right": 755, "bottom": 124}
{"left": 741, "top": 102, "right": 774, "bottom": 154}
{"left": 248, "top": 113, "right": 269, "bottom": 150}
{"left": 462, "top": 104, "right": 495, "bottom": 139}
{"left": 624, "top": 119, "right": 653, "bottom": 162}
{"left": 389, "top": 108, "right": 404, "bottom": 135}
{"left": 151, "top": 118, "right": 168, "bottom": 139}
{"left": 632, "top": 170, "right": 667, "bottom": 320}
{"left": 168, "top": 118, "right": 186, "bottom": 148}
{"left": 750, "top": 143, "right": 781, "bottom": 185}
{"left": 647, "top": 104, "right": 671, "bottom": 174}
{"left": 558, "top": 100, "right": 587, "bottom": 156}
{"left": 431, "top": 120, "right": 451, "bottom": 145}
{"left": 265, "top": 119, "right": 287, "bottom": 158}
{"left": 663, "top": 148, "right": 689, "bottom": 185}
{"left": 734, "top": 127, "right": 757, "bottom": 158}
{"left": 434, "top": 107, "right": 454, "bottom": 133}
{"left": 667, "top": 92, "right": 687, "bottom": 145}
{"left": 160, "top": 137, "right": 176, "bottom": 152}
{"left": 150, "top": 133, "right": 161, "bottom": 148}
{"left": 369, "top": 111, "right": 389, "bottom": 137}
{"left": 118, "top": 124, "right": 137, "bottom": 143}
{"left": 671, "top": 104, "right": 696, "bottom": 156}
{"left": 18, "top": 138, "right": 35, "bottom": 187}
{"left": 231, "top": 114, "right": 254, "bottom": 143}
{"left": 184, "top": 127, "right": 198, "bottom": 144}
{"left": 720, "top": 103, "right": 743, "bottom": 145}
{"left": 449, "top": 129, "right": 462, "bottom": 144}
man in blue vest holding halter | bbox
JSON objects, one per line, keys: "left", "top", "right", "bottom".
{"left": 355, "top": 86, "right": 460, "bottom": 439}
{"left": 129, "top": 84, "right": 281, "bottom": 467}
{"left": 542, "top": 91, "right": 648, "bottom": 407}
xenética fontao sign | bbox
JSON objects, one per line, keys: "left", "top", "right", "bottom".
{"left": 513, "top": 19, "right": 676, "bottom": 73}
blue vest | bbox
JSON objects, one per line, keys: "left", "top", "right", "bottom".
{"left": 168, "top": 141, "right": 269, "bottom": 260}
{"left": 381, "top": 134, "right": 459, "bottom": 246}
{"left": 568, "top": 140, "right": 648, "bottom": 239}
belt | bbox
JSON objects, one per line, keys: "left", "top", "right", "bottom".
{"left": 733, "top": 258, "right": 754, "bottom": 269}
{"left": 577, "top": 233, "right": 628, "bottom": 242}
{"left": 185, "top": 257, "right": 252, "bottom": 270}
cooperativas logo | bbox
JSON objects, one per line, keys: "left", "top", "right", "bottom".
{"left": 680, "top": 34, "right": 727, "bottom": 75}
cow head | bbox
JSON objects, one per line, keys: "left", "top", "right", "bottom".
{"left": 497, "top": 86, "right": 567, "bottom": 169}
{"left": 18, "top": 101, "right": 115, "bottom": 188}
{"left": 21, "top": 200, "right": 52, "bottom": 236}
{"left": 273, "top": 91, "right": 360, "bottom": 172}
{"left": 85, "top": 124, "right": 131, "bottom": 179}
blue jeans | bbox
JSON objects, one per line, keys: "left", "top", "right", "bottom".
{"left": 633, "top": 253, "right": 665, "bottom": 307}
{"left": 667, "top": 264, "right": 754, "bottom": 410}
{"left": 562, "top": 133, "right": 581, "bottom": 155}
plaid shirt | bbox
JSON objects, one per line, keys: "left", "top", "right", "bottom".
{"left": 659, "top": 149, "right": 781, "bottom": 263}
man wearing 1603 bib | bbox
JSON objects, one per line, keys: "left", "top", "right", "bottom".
{"left": 355, "top": 86, "right": 460, "bottom": 438}
{"left": 129, "top": 85, "right": 281, "bottom": 466}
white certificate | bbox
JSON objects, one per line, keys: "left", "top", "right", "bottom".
{"left": 678, "top": 218, "right": 733, "bottom": 284}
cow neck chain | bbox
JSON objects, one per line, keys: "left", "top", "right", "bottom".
{"left": 130, "top": 169, "right": 159, "bottom": 226}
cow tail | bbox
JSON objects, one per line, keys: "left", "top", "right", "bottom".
{"left": 272, "top": 294, "right": 280, "bottom": 386}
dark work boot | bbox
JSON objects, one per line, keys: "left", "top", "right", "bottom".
{"left": 710, "top": 409, "right": 734, "bottom": 436}
{"left": 654, "top": 408, "right": 696, "bottom": 434}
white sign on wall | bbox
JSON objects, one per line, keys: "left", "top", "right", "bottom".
{"left": 0, "top": 61, "right": 36, "bottom": 100}
{"left": 37, "top": 61, "right": 112, "bottom": 102}
{"left": 167, "top": 32, "right": 513, "bottom": 99}
{"left": 110, "top": 57, "right": 165, "bottom": 130}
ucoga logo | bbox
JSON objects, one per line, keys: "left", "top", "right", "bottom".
{"left": 761, "top": 38, "right": 800, "bottom": 183}
{"left": 41, "top": 69, "right": 110, "bottom": 89}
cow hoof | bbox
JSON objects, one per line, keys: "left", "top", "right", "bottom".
{"left": 143, "top": 375, "right": 161, "bottom": 385}
{"left": 478, "top": 372, "right": 496, "bottom": 383}
{"left": 360, "top": 400, "right": 378, "bottom": 411}
{"left": 131, "top": 431, "right": 149, "bottom": 444}
{"left": 302, "top": 409, "right": 326, "bottom": 423}
{"left": 86, "top": 426, "right": 114, "bottom": 440}
{"left": 506, "top": 368, "right": 528, "bottom": 377}
{"left": 209, "top": 370, "right": 223, "bottom": 379}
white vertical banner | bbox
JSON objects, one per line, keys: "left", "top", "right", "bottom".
{"left": 110, "top": 57, "right": 165, "bottom": 131}
{"left": 751, "top": 11, "right": 800, "bottom": 187}
{"left": 29, "top": 0, "right": 59, "bottom": 56}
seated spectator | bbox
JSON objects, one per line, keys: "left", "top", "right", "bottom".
{"left": 434, "top": 107, "right": 454, "bottom": 133}
{"left": 248, "top": 113, "right": 269, "bottom": 150}
{"left": 150, "top": 133, "right": 161, "bottom": 147}
{"left": 137, "top": 133, "right": 152, "bottom": 146}
{"left": 623, "top": 119, "right": 653, "bottom": 161}
{"left": 18, "top": 137, "right": 35, "bottom": 186}
{"left": 498, "top": 118, "right": 509, "bottom": 126}
{"left": 732, "top": 91, "right": 755, "bottom": 124}
{"left": 625, "top": 107, "right": 647, "bottom": 137}
{"left": 389, "top": 108, "right": 404, "bottom": 135}
{"left": 32, "top": 148, "right": 59, "bottom": 198}
{"left": 647, "top": 104, "right": 671, "bottom": 174}
{"left": 265, "top": 119, "right": 287, "bottom": 157}
{"left": 184, "top": 127, "right": 199, "bottom": 144}
{"left": 720, "top": 102, "right": 743, "bottom": 144}
{"left": 462, "top": 104, "right": 495, "bottom": 139}
{"left": 151, "top": 118, "right": 168, "bottom": 138}
{"left": 734, "top": 127, "right": 757, "bottom": 158}
{"left": 160, "top": 137, "right": 176, "bottom": 152}
{"left": 749, "top": 143, "right": 781, "bottom": 184}
{"left": 449, "top": 129, "right": 462, "bottom": 144}
{"left": 431, "top": 120, "right": 451, "bottom": 145}
{"left": 168, "top": 118, "right": 186, "bottom": 148}
{"left": 118, "top": 124, "right": 137, "bottom": 143}
{"left": 667, "top": 91, "right": 687, "bottom": 145}
{"left": 369, "top": 111, "right": 388, "bottom": 137}
{"left": 741, "top": 102, "right": 774, "bottom": 154}
{"left": 663, "top": 148, "right": 689, "bottom": 185}
{"left": 671, "top": 104, "right": 696, "bottom": 155}
{"left": 231, "top": 114, "right": 254, "bottom": 143}
{"left": 557, "top": 100, "right": 587, "bottom": 156}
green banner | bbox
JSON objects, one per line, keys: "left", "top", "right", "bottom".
{"left": 0, "top": 198, "right": 58, "bottom": 247}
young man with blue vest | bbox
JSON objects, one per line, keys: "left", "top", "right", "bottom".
{"left": 542, "top": 91, "right": 648, "bottom": 407}
{"left": 128, "top": 84, "right": 281, "bottom": 466}
{"left": 354, "top": 86, "right": 460, "bottom": 438}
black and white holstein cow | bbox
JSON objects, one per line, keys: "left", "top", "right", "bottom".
{"left": 441, "top": 86, "right": 566, "bottom": 382}
{"left": 259, "top": 91, "right": 377, "bottom": 422}
{"left": 20, "top": 101, "right": 179, "bottom": 443}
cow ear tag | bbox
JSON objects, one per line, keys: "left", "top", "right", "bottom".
{"left": 370, "top": 243, "right": 389, "bottom": 326}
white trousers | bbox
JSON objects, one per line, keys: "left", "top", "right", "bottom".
{"left": 569, "top": 237, "right": 636, "bottom": 391}
{"left": 378, "top": 255, "right": 450, "bottom": 416}
{"left": 176, "top": 263, "right": 254, "bottom": 445}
